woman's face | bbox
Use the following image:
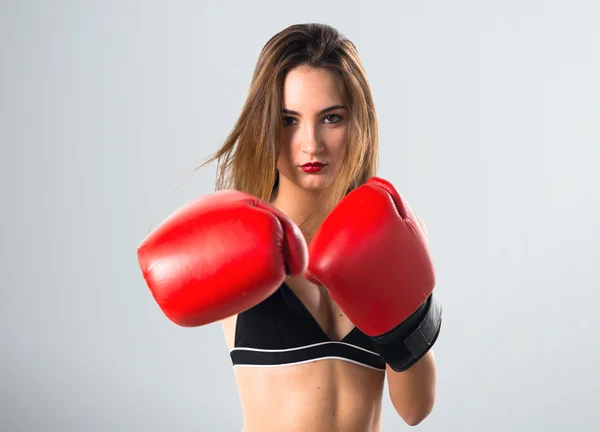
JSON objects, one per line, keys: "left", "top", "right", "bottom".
{"left": 277, "top": 66, "right": 348, "bottom": 192}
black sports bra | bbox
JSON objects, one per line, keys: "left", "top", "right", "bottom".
{"left": 229, "top": 282, "right": 386, "bottom": 371}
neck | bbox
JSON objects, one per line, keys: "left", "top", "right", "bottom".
{"left": 270, "top": 178, "right": 328, "bottom": 242}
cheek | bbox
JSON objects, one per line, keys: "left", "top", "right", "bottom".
{"left": 328, "top": 129, "right": 348, "bottom": 162}
{"left": 278, "top": 132, "right": 301, "bottom": 164}
{"left": 277, "top": 136, "right": 293, "bottom": 171}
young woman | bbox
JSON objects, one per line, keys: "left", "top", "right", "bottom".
{"left": 138, "top": 23, "right": 441, "bottom": 431}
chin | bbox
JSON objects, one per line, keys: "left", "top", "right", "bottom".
{"left": 296, "top": 176, "right": 334, "bottom": 192}
{"left": 278, "top": 169, "right": 337, "bottom": 192}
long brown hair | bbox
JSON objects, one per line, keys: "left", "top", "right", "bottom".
{"left": 200, "top": 23, "right": 379, "bottom": 232}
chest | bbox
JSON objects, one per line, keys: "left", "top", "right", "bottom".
{"left": 284, "top": 275, "right": 356, "bottom": 342}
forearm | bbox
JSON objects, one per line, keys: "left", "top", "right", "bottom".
{"left": 387, "top": 350, "right": 437, "bottom": 426}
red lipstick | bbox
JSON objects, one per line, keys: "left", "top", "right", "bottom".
{"left": 300, "top": 162, "right": 326, "bottom": 173}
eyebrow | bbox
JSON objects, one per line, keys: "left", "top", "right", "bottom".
{"left": 282, "top": 104, "right": 347, "bottom": 116}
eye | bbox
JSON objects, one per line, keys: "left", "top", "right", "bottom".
{"left": 323, "top": 114, "right": 342, "bottom": 124}
{"left": 282, "top": 116, "right": 297, "bottom": 126}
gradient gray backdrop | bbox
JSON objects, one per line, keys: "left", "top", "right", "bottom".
{"left": 2, "top": 1, "right": 599, "bottom": 431}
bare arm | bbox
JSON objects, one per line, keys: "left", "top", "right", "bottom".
{"left": 387, "top": 350, "right": 437, "bottom": 426}
{"left": 388, "top": 215, "right": 437, "bottom": 426}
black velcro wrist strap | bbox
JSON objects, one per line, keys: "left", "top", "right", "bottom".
{"left": 370, "top": 293, "right": 442, "bottom": 372}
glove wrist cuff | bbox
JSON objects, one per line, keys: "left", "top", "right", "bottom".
{"left": 370, "top": 293, "right": 442, "bottom": 372}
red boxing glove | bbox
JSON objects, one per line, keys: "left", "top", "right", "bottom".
{"left": 306, "top": 177, "right": 442, "bottom": 371}
{"left": 138, "top": 190, "right": 308, "bottom": 327}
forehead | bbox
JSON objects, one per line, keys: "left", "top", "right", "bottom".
{"left": 282, "top": 66, "right": 344, "bottom": 110}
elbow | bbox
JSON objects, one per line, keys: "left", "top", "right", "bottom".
{"left": 403, "top": 412, "right": 429, "bottom": 427}
{"left": 392, "top": 396, "right": 435, "bottom": 427}
{"left": 398, "top": 407, "right": 432, "bottom": 427}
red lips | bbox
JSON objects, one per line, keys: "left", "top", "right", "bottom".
{"left": 300, "top": 162, "right": 326, "bottom": 173}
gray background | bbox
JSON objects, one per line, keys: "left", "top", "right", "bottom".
{"left": 2, "top": 0, "right": 599, "bottom": 431}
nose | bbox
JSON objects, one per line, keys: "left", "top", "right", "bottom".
{"left": 300, "top": 123, "right": 324, "bottom": 155}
